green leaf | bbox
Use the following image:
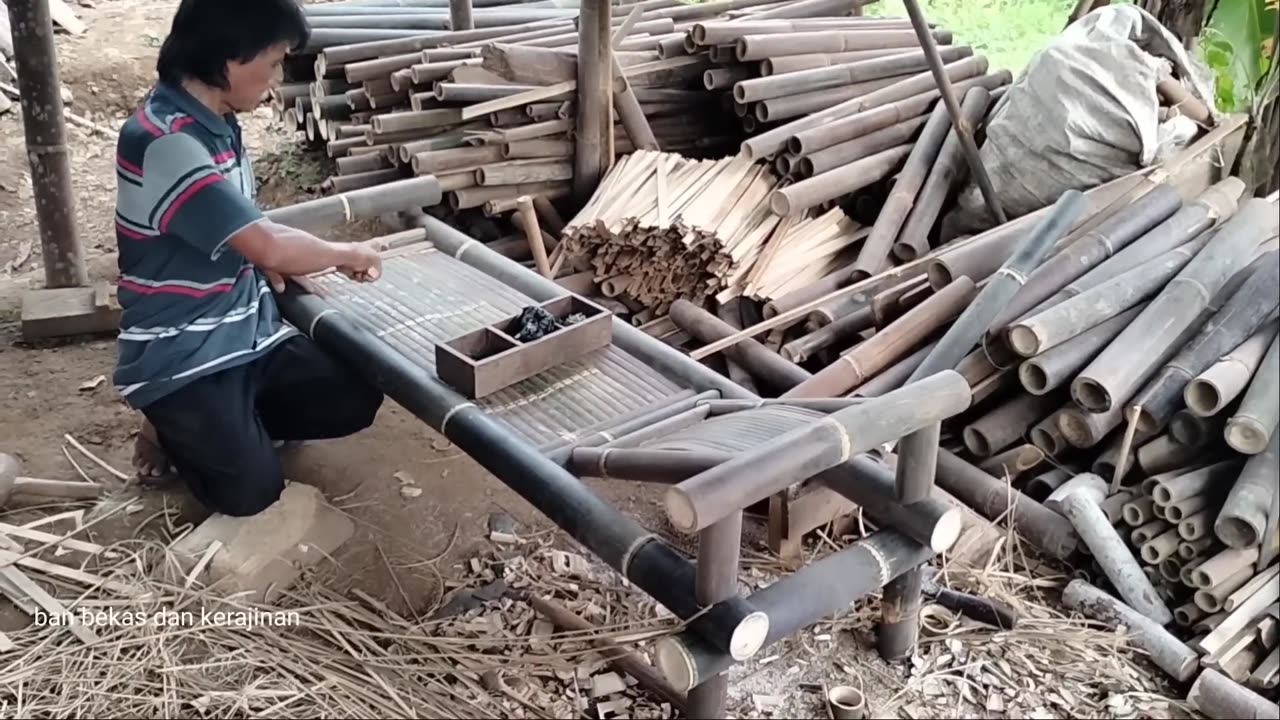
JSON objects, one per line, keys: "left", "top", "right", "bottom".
{"left": 1204, "top": 0, "right": 1280, "bottom": 110}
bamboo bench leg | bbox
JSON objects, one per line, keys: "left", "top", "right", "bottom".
{"left": 688, "top": 513, "right": 742, "bottom": 719}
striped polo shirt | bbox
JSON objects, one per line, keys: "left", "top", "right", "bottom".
{"left": 113, "top": 81, "right": 296, "bottom": 409}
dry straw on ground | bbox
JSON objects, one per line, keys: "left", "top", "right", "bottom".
{"left": 0, "top": 481, "right": 1194, "bottom": 720}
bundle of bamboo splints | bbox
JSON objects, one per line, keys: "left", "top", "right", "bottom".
{"left": 666, "top": 172, "right": 1280, "bottom": 707}
{"left": 560, "top": 150, "right": 870, "bottom": 317}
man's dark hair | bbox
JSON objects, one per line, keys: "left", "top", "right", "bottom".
{"left": 157, "top": 0, "right": 310, "bottom": 89}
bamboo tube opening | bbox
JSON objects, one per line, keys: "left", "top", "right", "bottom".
{"left": 760, "top": 59, "right": 776, "bottom": 75}
{"left": 926, "top": 263, "right": 953, "bottom": 290}
{"left": 1174, "top": 603, "right": 1203, "bottom": 627}
{"left": 1193, "top": 589, "right": 1226, "bottom": 613}
{"left": 1019, "top": 362, "right": 1050, "bottom": 394}
{"left": 1190, "top": 566, "right": 1212, "bottom": 588}
{"left": 828, "top": 687, "right": 867, "bottom": 720}
{"left": 961, "top": 427, "right": 993, "bottom": 458}
{"left": 893, "top": 241, "right": 923, "bottom": 262}
{"left": 1093, "top": 458, "right": 1118, "bottom": 481}
{"left": 1225, "top": 418, "right": 1269, "bottom": 454}
{"left": 1140, "top": 537, "right": 1173, "bottom": 564}
{"left": 1183, "top": 379, "right": 1222, "bottom": 417}
{"left": 774, "top": 154, "right": 793, "bottom": 175}
{"left": 1130, "top": 521, "right": 1167, "bottom": 546}
{"left": 601, "top": 275, "right": 633, "bottom": 297}
{"left": 1159, "top": 558, "right": 1182, "bottom": 583}
{"left": 1215, "top": 516, "right": 1258, "bottom": 548}
{"left": 1151, "top": 483, "right": 1174, "bottom": 506}
{"left": 797, "top": 157, "right": 817, "bottom": 177}
{"left": 665, "top": 490, "right": 698, "bottom": 532}
{"left": 1006, "top": 326, "right": 1041, "bottom": 357}
{"left": 1056, "top": 411, "right": 1097, "bottom": 448}
{"left": 1179, "top": 515, "right": 1211, "bottom": 542}
{"left": 1122, "top": 502, "right": 1148, "bottom": 527}
{"left": 1072, "top": 379, "right": 1112, "bottom": 414}
{"left": 1028, "top": 425, "right": 1062, "bottom": 456}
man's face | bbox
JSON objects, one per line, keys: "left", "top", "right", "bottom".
{"left": 224, "top": 42, "right": 289, "bottom": 113}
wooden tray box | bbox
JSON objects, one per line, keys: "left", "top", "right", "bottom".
{"left": 435, "top": 295, "right": 613, "bottom": 398}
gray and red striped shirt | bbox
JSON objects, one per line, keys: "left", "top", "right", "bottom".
{"left": 113, "top": 81, "right": 295, "bottom": 408}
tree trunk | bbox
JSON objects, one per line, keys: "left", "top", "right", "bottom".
{"left": 1140, "top": 0, "right": 1216, "bottom": 49}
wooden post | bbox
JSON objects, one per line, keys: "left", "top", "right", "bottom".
{"left": 575, "top": 0, "right": 612, "bottom": 204}
{"left": 900, "top": 0, "right": 1007, "bottom": 225}
{"left": 7, "top": 0, "right": 87, "bottom": 289}
{"left": 515, "top": 196, "right": 553, "bottom": 278}
{"left": 449, "top": 0, "right": 474, "bottom": 31}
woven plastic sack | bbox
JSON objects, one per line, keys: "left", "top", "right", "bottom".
{"left": 943, "top": 4, "right": 1220, "bottom": 238}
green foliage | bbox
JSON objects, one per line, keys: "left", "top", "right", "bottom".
{"left": 867, "top": 0, "right": 1077, "bottom": 73}
{"left": 1200, "top": 0, "right": 1280, "bottom": 112}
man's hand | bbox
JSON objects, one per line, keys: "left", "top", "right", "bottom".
{"left": 264, "top": 269, "right": 289, "bottom": 293}
{"left": 337, "top": 241, "right": 383, "bottom": 283}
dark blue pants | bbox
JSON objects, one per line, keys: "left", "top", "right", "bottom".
{"left": 140, "top": 335, "right": 384, "bottom": 516}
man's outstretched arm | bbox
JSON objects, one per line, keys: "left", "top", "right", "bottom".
{"left": 234, "top": 221, "right": 382, "bottom": 281}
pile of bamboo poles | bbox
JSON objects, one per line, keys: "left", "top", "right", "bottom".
{"left": 665, "top": 170, "right": 1280, "bottom": 701}
{"left": 272, "top": 0, "right": 749, "bottom": 209}
{"left": 271, "top": 0, "right": 1011, "bottom": 258}
{"left": 274, "top": 0, "right": 944, "bottom": 203}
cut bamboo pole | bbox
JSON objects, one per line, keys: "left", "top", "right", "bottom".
{"left": 733, "top": 46, "right": 971, "bottom": 103}
{"left": 735, "top": 29, "right": 953, "bottom": 62}
{"left": 782, "top": 277, "right": 977, "bottom": 398}
{"left": 847, "top": 94, "right": 962, "bottom": 279}
{"left": 903, "top": 191, "right": 1086, "bottom": 386}
{"left": 769, "top": 144, "right": 910, "bottom": 215}
{"left": 983, "top": 184, "right": 1185, "bottom": 364}
{"left": 1006, "top": 236, "right": 1212, "bottom": 358}
{"left": 1063, "top": 580, "right": 1196, "bottom": 681}
{"left": 889, "top": 84, "right": 993, "bottom": 262}
{"left": 1224, "top": 335, "right": 1280, "bottom": 455}
{"left": 900, "top": 0, "right": 1005, "bottom": 225}
{"left": 1186, "top": 319, "right": 1280, "bottom": 417}
{"left": 1216, "top": 431, "right": 1280, "bottom": 549}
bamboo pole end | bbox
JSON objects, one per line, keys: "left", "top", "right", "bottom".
{"left": 1070, "top": 377, "right": 1113, "bottom": 415}
{"left": 654, "top": 636, "right": 697, "bottom": 693}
